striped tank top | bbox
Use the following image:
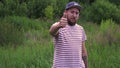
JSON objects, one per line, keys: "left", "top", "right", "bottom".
{"left": 52, "top": 23, "right": 87, "bottom": 68}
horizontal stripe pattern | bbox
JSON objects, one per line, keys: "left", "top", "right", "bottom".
{"left": 52, "top": 24, "right": 86, "bottom": 68}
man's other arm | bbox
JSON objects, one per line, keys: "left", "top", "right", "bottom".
{"left": 82, "top": 41, "right": 88, "bottom": 68}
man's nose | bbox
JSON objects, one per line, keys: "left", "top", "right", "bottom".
{"left": 73, "top": 13, "right": 77, "bottom": 17}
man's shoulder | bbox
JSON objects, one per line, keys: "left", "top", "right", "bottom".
{"left": 76, "top": 24, "right": 84, "bottom": 29}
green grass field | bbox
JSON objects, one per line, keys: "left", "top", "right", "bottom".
{"left": 0, "top": 17, "right": 120, "bottom": 68}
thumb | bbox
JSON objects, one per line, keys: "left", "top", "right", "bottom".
{"left": 62, "top": 12, "right": 67, "bottom": 18}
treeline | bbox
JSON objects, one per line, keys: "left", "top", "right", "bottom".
{"left": 0, "top": 0, "right": 120, "bottom": 23}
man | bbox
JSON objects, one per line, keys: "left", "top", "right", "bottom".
{"left": 49, "top": 2, "right": 88, "bottom": 68}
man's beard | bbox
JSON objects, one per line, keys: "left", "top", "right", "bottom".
{"left": 67, "top": 19, "right": 76, "bottom": 26}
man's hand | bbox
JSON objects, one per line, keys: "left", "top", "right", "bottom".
{"left": 49, "top": 12, "right": 68, "bottom": 36}
{"left": 59, "top": 12, "right": 67, "bottom": 28}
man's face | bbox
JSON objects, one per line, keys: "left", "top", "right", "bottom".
{"left": 66, "top": 8, "right": 80, "bottom": 26}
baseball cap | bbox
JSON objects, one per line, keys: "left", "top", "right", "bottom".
{"left": 65, "top": 2, "right": 82, "bottom": 11}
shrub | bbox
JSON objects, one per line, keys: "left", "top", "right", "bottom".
{"left": 80, "top": 4, "right": 91, "bottom": 21}
{"left": 0, "top": 15, "right": 53, "bottom": 46}
{"left": 0, "top": 21, "right": 25, "bottom": 46}
{"left": 3, "top": 16, "right": 29, "bottom": 31}
{"left": 14, "top": 2, "right": 28, "bottom": 16}
{"left": 27, "top": 0, "right": 54, "bottom": 18}
{"left": 109, "top": 0, "right": 120, "bottom": 6}
{"left": 3, "top": 16, "right": 42, "bottom": 31}
{"left": 0, "top": 2, "right": 6, "bottom": 17}
{"left": 54, "top": 0, "right": 69, "bottom": 18}
{"left": 0, "top": 0, "right": 28, "bottom": 17}
{"left": 95, "top": 19, "right": 120, "bottom": 45}
{"left": 0, "top": 16, "right": 46, "bottom": 46}
{"left": 81, "top": 0, "right": 120, "bottom": 24}
{"left": 44, "top": 5, "right": 54, "bottom": 20}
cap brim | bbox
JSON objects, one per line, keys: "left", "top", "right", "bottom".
{"left": 66, "top": 5, "right": 82, "bottom": 11}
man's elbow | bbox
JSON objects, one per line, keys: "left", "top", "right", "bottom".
{"left": 49, "top": 30, "right": 57, "bottom": 37}
{"left": 49, "top": 29, "right": 53, "bottom": 36}
{"left": 82, "top": 52, "right": 88, "bottom": 57}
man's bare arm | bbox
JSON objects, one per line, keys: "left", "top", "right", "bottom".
{"left": 49, "top": 22, "right": 61, "bottom": 37}
{"left": 82, "top": 41, "right": 88, "bottom": 68}
{"left": 49, "top": 12, "right": 67, "bottom": 37}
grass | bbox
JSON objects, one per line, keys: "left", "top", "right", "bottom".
{"left": 87, "top": 43, "right": 120, "bottom": 68}
{"left": 0, "top": 17, "right": 120, "bottom": 68}
{"left": 0, "top": 42, "right": 54, "bottom": 68}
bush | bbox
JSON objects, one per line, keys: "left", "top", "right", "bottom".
{"left": 81, "top": 0, "right": 120, "bottom": 24}
{"left": 14, "top": 2, "right": 28, "bottom": 16}
{"left": 0, "top": 15, "right": 53, "bottom": 46}
{"left": 54, "top": 0, "right": 69, "bottom": 18}
{"left": 0, "top": 0, "right": 86, "bottom": 19}
{"left": 0, "top": 16, "right": 45, "bottom": 46}
{"left": 3, "top": 16, "right": 42, "bottom": 31}
{"left": 95, "top": 19, "right": 120, "bottom": 45}
{"left": 109, "top": 0, "right": 120, "bottom": 6}
{"left": 44, "top": 5, "right": 54, "bottom": 20}
{"left": 0, "top": 0, "right": 28, "bottom": 17}
{"left": 0, "top": 2, "right": 6, "bottom": 17}
{"left": 27, "top": 0, "right": 54, "bottom": 18}
{"left": 0, "top": 21, "right": 25, "bottom": 46}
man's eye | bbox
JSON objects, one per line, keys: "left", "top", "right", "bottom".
{"left": 76, "top": 12, "right": 79, "bottom": 15}
{"left": 71, "top": 11, "right": 74, "bottom": 13}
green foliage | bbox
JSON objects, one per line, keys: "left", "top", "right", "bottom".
{"left": 69, "top": 0, "right": 94, "bottom": 4}
{"left": 27, "top": 0, "right": 54, "bottom": 18}
{"left": 0, "top": 0, "right": 95, "bottom": 18}
{"left": 3, "top": 16, "right": 42, "bottom": 31}
{"left": 0, "top": 42, "right": 53, "bottom": 68}
{"left": 100, "top": 19, "right": 115, "bottom": 32}
{"left": 0, "top": 18, "right": 120, "bottom": 68}
{"left": 87, "top": 43, "right": 120, "bottom": 68}
{"left": 0, "top": 2, "right": 5, "bottom": 17}
{"left": 54, "top": 0, "right": 69, "bottom": 17}
{"left": 44, "top": 5, "right": 54, "bottom": 20}
{"left": 82, "top": 0, "right": 120, "bottom": 24}
{"left": 80, "top": 4, "right": 91, "bottom": 21}
{"left": 15, "top": 2, "right": 28, "bottom": 16}
{"left": 0, "top": 21, "right": 25, "bottom": 46}
{"left": 109, "top": 0, "right": 120, "bottom": 5}
{"left": 0, "top": 16, "right": 45, "bottom": 46}
{"left": 0, "top": 19, "right": 53, "bottom": 67}
{"left": 0, "top": 0, "right": 120, "bottom": 23}
{"left": 0, "top": 0, "right": 28, "bottom": 17}
{"left": 95, "top": 19, "right": 120, "bottom": 45}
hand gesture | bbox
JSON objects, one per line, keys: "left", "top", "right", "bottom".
{"left": 59, "top": 12, "right": 67, "bottom": 28}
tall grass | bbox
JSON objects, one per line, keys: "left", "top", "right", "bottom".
{"left": 0, "top": 17, "right": 120, "bottom": 68}
{"left": 79, "top": 19, "right": 120, "bottom": 68}
{"left": 0, "top": 42, "right": 54, "bottom": 68}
